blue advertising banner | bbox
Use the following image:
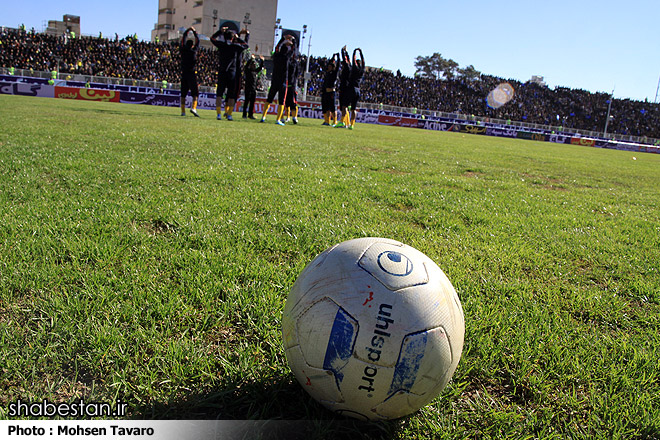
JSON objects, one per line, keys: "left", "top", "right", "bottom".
{"left": 0, "top": 81, "right": 54, "bottom": 98}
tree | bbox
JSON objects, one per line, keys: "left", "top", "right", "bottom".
{"left": 414, "top": 52, "right": 458, "bottom": 80}
{"left": 415, "top": 53, "right": 441, "bottom": 79}
{"left": 457, "top": 64, "right": 481, "bottom": 81}
{"left": 443, "top": 58, "right": 459, "bottom": 80}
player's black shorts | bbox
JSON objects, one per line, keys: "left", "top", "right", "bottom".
{"left": 285, "top": 86, "right": 297, "bottom": 108}
{"left": 181, "top": 70, "right": 198, "bottom": 99}
{"left": 217, "top": 69, "right": 238, "bottom": 100}
{"left": 322, "top": 90, "right": 335, "bottom": 113}
{"left": 339, "top": 87, "right": 351, "bottom": 108}
{"left": 348, "top": 87, "right": 361, "bottom": 110}
{"left": 267, "top": 76, "right": 287, "bottom": 104}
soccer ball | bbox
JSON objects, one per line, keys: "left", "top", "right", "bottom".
{"left": 282, "top": 237, "right": 465, "bottom": 420}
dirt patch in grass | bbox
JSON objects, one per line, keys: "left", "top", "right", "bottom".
{"left": 133, "top": 218, "right": 180, "bottom": 236}
{"left": 362, "top": 146, "right": 392, "bottom": 154}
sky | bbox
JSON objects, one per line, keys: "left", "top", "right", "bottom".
{"left": 3, "top": 0, "right": 659, "bottom": 102}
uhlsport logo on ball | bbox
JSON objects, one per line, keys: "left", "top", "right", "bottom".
{"left": 282, "top": 237, "right": 465, "bottom": 420}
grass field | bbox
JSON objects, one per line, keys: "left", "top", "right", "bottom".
{"left": 0, "top": 95, "right": 659, "bottom": 439}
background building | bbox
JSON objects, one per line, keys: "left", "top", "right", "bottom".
{"left": 151, "top": 0, "right": 277, "bottom": 58}
{"left": 530, "top": 75, "right": 547, "bottom": 87}
{"left": 45, "top": 14, "right": 81, "bottom": 37}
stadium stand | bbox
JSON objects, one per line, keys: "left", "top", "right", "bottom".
{"left": 303, "top": 56, "right": 660, "bottom": 140}
{"left": 1, "top": 27, "right": 659, "bottom": 140}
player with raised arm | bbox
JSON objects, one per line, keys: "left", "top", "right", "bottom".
{"left": 180, "top": 27, "right": 200, "bottom": 117}
{"left": 210, "top": 27, "right": 249, "bottom": 121}
{"left": 321, "top": 53, "right": 340, "bottom": 126}
{"left": 335, "top": 46, "right": 352, "bottom": 128}
{"left": 347, "top": 48, "right": 365, "bottom": 129}
{"left": 260, "top": 34, "right": 295, "bottom": 125}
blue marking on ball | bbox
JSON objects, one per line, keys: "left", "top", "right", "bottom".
{"left": 389, "top": 331, "right": 428, "bottom": 394}
{"left": 323, "top": 307, "right": 358, "bottom": 385}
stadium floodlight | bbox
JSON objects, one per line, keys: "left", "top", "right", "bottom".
{"left": 273, "top": 18, "right": 282, "bottom": 48}
{"left": 604, "top": 89, "right": 614, "bottom": 137}
{"left": 300, "top": 25, "right": 307, "bottom": 58}
{"left": 301, "top": 25, "right": 312, "bottom": 101}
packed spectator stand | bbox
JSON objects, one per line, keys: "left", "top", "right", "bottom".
{"left": 2, "top": 27, "right": 659, "bottom": 141}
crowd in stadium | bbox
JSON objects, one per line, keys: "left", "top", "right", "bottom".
{"left": 2, "top": 27, "right": 659, "bottom": 139}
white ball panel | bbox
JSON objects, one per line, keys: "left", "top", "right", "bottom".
{"left": 358, "top": 241, "right": 429, "bottom": 291}
{"left": 285, "top": 345, "right": 344, "bottom": 403}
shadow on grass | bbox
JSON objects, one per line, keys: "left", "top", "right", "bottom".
{"left": 130, "top": 375, "right": 404, "bottom": 439}
{"left": 66, "top": 106, "right": 184, "bottom": 118}
{"left": 66, "top": 107, "right": 127, "bottom": 116}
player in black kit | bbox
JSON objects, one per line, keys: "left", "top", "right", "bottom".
{"left": 335, "top": 46, "right": 352, "bottom": 128}
{"left": 347, "top": 48, "right": 365, "bottom": 129}
{"left": 321, "top": 53, "right": 340, "bottom": 126}
{"left": 180, "top": 27, "right": 200, "bottom": 117}
{"left": 284, "top": 44, "right": 301, "bottom": 124}
{"left": 211, "top": 27, "right": 249, "bottom": 121}
{"left": 242, "top": 53, "right": 264, "bottom": 119}
{"left": 260, "top": 34, "right": 295, "bottom": 124}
